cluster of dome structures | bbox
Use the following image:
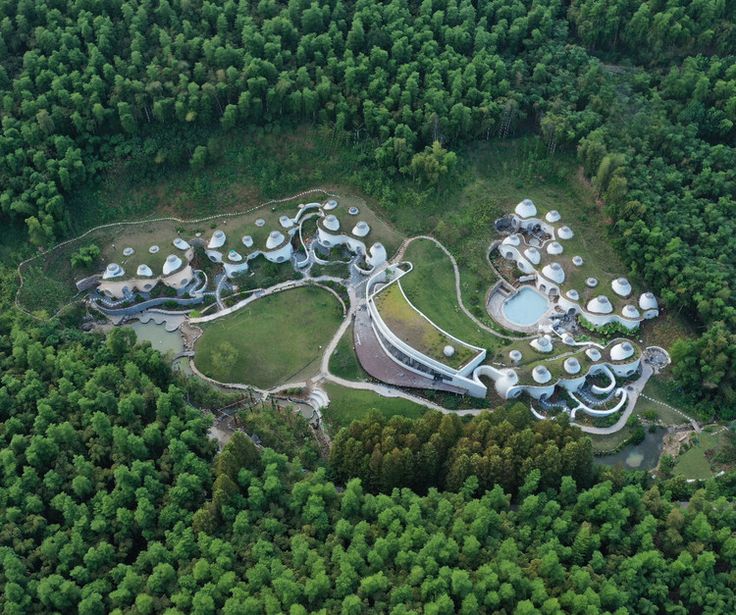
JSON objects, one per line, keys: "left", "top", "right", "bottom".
{"left": 90, "top": 199, "right": 388, "bottom": 300}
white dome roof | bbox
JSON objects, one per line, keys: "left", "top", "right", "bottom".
{"left": 323, "top": 199, "right": 338, "bottom": 210}
{"left": 562, "top": 333, "right": 575, "bottom": 345}
{"left": 558, "top": 226, "right": 574, "bottom": 240}
{"left": 532, "top": 365, "right": 552, "bottom": 383}
{"left": 530, "top": 335, "right": 553, "bottom": 353}
{"left": 348, "top": 206, "right": 359, "bottom": 215}
{"left": 103, "top": 263, "right": 124, "bottom": 279}
{"left": 208, "top": 230, "right": 226, "bottom": 249}
{"left": 542, "top": 262, "right": 565, "bottom": 284}
{"left": 279, "top": 215, "right": 294, "bottom": 229}
{"left": 610, "top": 342, "right": 635, "bottom": 361}
{"left": 148, "top": 245, "right": 160, "bottom": 254}
{"left": 443, "top": 345, "right": 455, "bottom": 358}
{"left": 173, "top": 238, "right": 190, "bottom": 250}
{"left": 515, "top": 199, "right": 537, "bottom": 219}
{"left": 502, "top": 233, "right": 521, "bottom": 247}
{"left": 367, "top": 243, "right": 387, "bottom": 266}
{"left": 612, "top": 277, "right": 632, "bottom": 297}
{"left": 162, "top": 254, "right": 182, "bottom": 275}
{"left": 622, "top": 305, "right": 640, "bottom": 319}
{"left": 523, "top": 247, "right": 541, "bottom": 264}
{"left": 546, "top": 241, "right": 564, "bottom": 255}
{"left": 352, "top": 221, "right": 370, "bottom": 237}
{"left": 266, "top": 230, "right": 286, "bottom": 250}
{"left": 123, "top": 247, "right": 134, "bottom": 257}
{"left": 509, "top": 350, "right": 523, "bottom": 363}
{"left": 587, "top": 295, "right": 613, "bottom": 314}
{"left": 586, "top": 348, "right": 602, "bottom": 361}
{"left": 566, "top": 289, "right": 579, "bottom": 301}
{"left": 255, "top": 218, "right": 266, "bottom": 227}
{"left": 572, "top": 256, "right": 583, "bottom": 266}
{"left": 242, "top": 235, "right": 254, "bottom": 248}
{"left": 639, "top": 292, "right": 658, "bottom": 310}
{"left": 545, "top": 210, "right": 561, "bottom": 223}
{"left": 228, "top": 250, "right": 242, "bottom": 262}
{"left": 323, "top": 215, "right": 340, "bottom": 232}
{"left": 564, "top": 357, "right": 581, "bottom": 374}
{"left": 136, "top": 264, "right": 153, "bottom": 277}
{"left": 585, "top": 277, "right": 598, "bottom": 288}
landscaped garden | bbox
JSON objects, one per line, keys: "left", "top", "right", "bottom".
{"left": 194, "top": 286, "right": 343, "bottom": 388}
{"left": 322, "top": 383, "right": 427, "bottom": 430}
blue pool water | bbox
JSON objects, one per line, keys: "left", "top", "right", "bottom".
{"left": 502, "top": 287, "right": 550, "bottom": 326}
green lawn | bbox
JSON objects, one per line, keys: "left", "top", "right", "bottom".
{"left": 194, "top": 286, "right": 343, "bottom": 388}
{"left": 673, "top": 431, "right": 724, "bottom": 480}
{"left": 589, "top": 427, "right": 633, "bottom": 454}
{"left": 322, "top": 383, "right": 426, "bottom": 430}
{"left": 328, "top": 324, "right": 368, "bottom": 381}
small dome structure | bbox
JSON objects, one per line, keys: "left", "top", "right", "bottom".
{"left": 587, "top": 295, "right": 613, "bottom": 314}
{"left": 572, "top": 255, "right": 583, "bottom": 266}
{"left": 542, "top": 262, "right": 565, "bottom": 284}
{"left": 566, "top": 289, "right": 580, "bottom": 301}
{"left": 532, "top": 365, "right": 552, "bottom": 384}
{"left": 586, "top": 348, "right": 602, "bottom": 361}
{"left": 123, "top": 247, "right": 135, "bottom": 256}
{"left": 531, "top": 335, "right": 553, "bottom": 353}
{"left": 545, "top": 210, "right": 561, "bottom": 223}
{"left": 348, "top": 206, "right": 359, "bottom": 215}
{"left": 515, "top": 198, "right": 537, "bottom": 219}
{"left": 443, "top": 345, "right": 455, "bottom": 358}
{"left": 136, "top": 264, "right": 153, "bottom": 277}
{"left": 639, "top": 292, "right": 658, "bottom": 311}
{"left": 323, "top": 215, "right": 340, "bottom": 232}
{"left": 228, "top": 250, "right": 242, "bottom": 262}
{"left": 558, "top": 226, "right": 574, "bottom": 240}
{"left": 352, "top": 221, "right": 370, "bottom": 237}
{"left": 585, "top": 277, "right": 599, "bottom": 288}
{"left": 546, "top": 241, "right": 564, "bottom": 255}
{"left": 622, "top": 305, "right": 640, "bottom": 319}
{"left": 610, "top": 342, "right": 635, "bottom": 362}
{"left": 367, "top": 243, "right": 387, "bottom": 267}
{"left": 103, "top": 263, "right": 124, "bottom": 279}
{"left": 242, "top": 235, "right": 254, "bottom": 248}
{"left": 208, "top": 231, "right": 226, "bottom": 249}
{"left": 255, "top": 218, "right": 266, "bottom": 227}
{"left": 266, "top": 231, "right": 285, "bottom": 250}
{"left": 612, "top": 277, "right": 632, "bottom": 297}
{"left": 509, "top": 350, "right": 523, "bottom": 364}
{"left": 502, "top": 234, "right": 521, "bottom": 247}
{"left": 173, "top": 238, "right": 190, "bottom": 250}
{"left": 523, "top": 247, "right": 541, "bottom": 264}
{"left": 279, "top": 215, "right": 294, "bottom": 229}
{"left": 324, "top": 199, "right": 338, "bottom": 211}
{"left": 562, "top": 333, "right": 575, "bottom": 345}
{"left": 162, "top": 254, "right": 182, "bottom": 275}
{"left": 149, "top": 245, "right": 160, "bottom": 254}
{"left": 564, "top": 357, "right": 581, "bottom": 374}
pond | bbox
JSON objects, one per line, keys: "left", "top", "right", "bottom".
{"left": 595, "top": 427, "right": 666, "bottom": 471}
{"left": 127, "top": 320, "right": 191, "bottom": 375}
{"left": 502, "top": 287, "right": 550, "bottom": 326}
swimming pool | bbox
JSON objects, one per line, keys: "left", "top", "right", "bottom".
{"left": 502, "top": 287, "right": 550, "bottom": 326}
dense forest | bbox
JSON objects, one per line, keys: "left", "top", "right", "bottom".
{"left": 0, "top": 0, "right": 734, "bottom": 412}
{"left": 2, "top": 315, "right": 736, "bottom": 613}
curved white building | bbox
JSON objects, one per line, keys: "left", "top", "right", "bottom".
{"left": 515, "top": 199, "right": 537, "bottom": 219}
{"left": 542, "top": 262, "right": 565, "bottom": 284}
{"left": 612, "top": 277, "right": 632, "bottom": 297}
{"left": 587, "top": 295, "right": 613, "bottom": 314}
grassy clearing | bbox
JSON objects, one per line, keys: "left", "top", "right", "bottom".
{"left": 328, "top": 324, "right": 368, "bottom": 382}
{"left": 673, "top": 431, "right": 724, "bottom": 480}
{"left": 641, "top": 375, "right": 694, "bottom": 417}
{"left": 194, "top": 286, "right": 343, "bottom": 388}
{"left": 589, "top": 428, "right": 633, "bottom": 454}
{"left": 322, "top": 383, "right": 426, "bottom": 430}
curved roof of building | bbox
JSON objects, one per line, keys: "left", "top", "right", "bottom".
{"left": 279, "top": 215, "right": 294, "bottom": 229}
{"left": 585, "top": 277, "right": 598, "bottom": 288}
{"left": 103, "top": 263, "right": 124, "bottom": 279}
{"left": 610, "top": 341, "right": 635, "bottom": 361}
{"left": 532, "top": 365, "right": 552, "bottom": 383}
{"left": 542, "top": 262, "right": 565, "bottom": 284}
{"left": 523, "top": 247, "right": 541, "bottom": 264}
{"left": 566, "top": 289, "right": 579, "bottom": 301}
{"left": 639, "top": 292, "right": 658, "bottom": 310}
{"left": 136, "top": 264, "right": 153, "bottom": 277}
{"left": 323, "top": 199, "right": 338, "bottom": 210}
{"left": 266, "top": 230, "right": 286, "bottom": 250}
{"left": 545, "top": 210, "right": 561, "bottom": 223}
{"left": 162, "top": 254, "right": 183, "bottom": 275}
{"left": 228, "top": 250, "right": 243, "bottom": 262}
{"left": 546, "top": 241, "right": 564, "bottom": 255}
{"left": 612, "top": 277, "right": 632, "bottom": 297}
{"left": 558, "top": 225, "right": 574, "bottom": 240}
{"left": 348, "top": 206, "right": 359, "bottom": 215}
{"left": 587, "top": 295, "right": 613, "bottom": 314}
{"left": 173, "top": 238, "right": 190, "bottom": 250}
{"left": 515, "top": 198, "right": 537, "bottom": 219}
{"left": 564, "top": 357, "right": 581, "bottom": 374}
{"left": 586, "top": 348, "right": 602, "bottom": 361}
{"left": 509, "top": 350, "right": 523, "bottom": 363}
{"left": 352, "top": 221, "right": 370, "bottom": 237}
{"left": 208, "top": 230, "right": 226, "bottom": 249}
{"left": 572, "top": 255, "right": 583, "bottom": 266}
{"left": 622, "top": 304, "right": 640, "bottom": 319}
{"left": 530, "top": 335, "right": 553, "bottom": 353}
{"left": 123, "top": 247, "right": 134, "bottom": 256}
{"left": 443, "top": 345, "right": 455, "bottom": 357}
{"left": 323, "top": 214, "right": 340, "bottom": 232}
{"left": 502, "top": 233, "right": 521, "bottom": 246}
{"left": 149, "top": 245, "right": 160, "bottom": 254}
{"left": 242, "top": 235, "right": 254, "bottom": 248}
